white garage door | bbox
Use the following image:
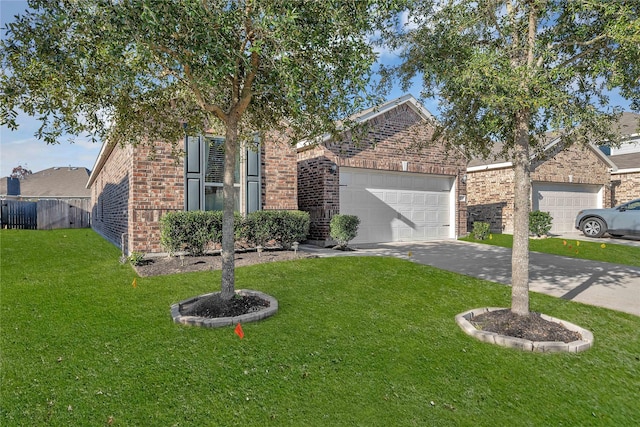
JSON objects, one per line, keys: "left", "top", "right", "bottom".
{"left": 532, "top": 183, "right": 601, "bottom": 234}
{"left": 339, "top": 168, "right": 454, "bottom": 244}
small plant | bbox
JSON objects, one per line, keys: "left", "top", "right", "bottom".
{"left": 330, "top": 214, "right": 360, "bottom": 249}
{"left": 127, "top": 251, "right": 146, "bottom": 266}
{"left": 472, "top": 222, "right": 490, "bottom": 240}
{"left": 529, "top": 210, "right": 553, "bottom": 237}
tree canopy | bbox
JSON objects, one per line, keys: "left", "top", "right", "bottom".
{"left": 381, "top": 0, "right": 639, "bottom": 314}
{"left": 1, "top": 0, "right": 398, "bottom": 300}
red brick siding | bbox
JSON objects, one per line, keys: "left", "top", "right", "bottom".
{"left": 91, "top": 143, "right": 134, "bottom": 252}
{"left": 262, "top": 132, "right": 298, "bottom": 210}
{"left": 129, "top": 143, "right": 185, "bottom": 253}
{"left": 297, "top": 104, "right": 467, "bottom": 244}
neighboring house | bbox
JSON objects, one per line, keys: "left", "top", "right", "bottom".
{"left": 87, "top": 131, "right": 297, "bottom": 255}
{"left": 297, "top": 94, "right": 468, "bottom": 246}
{"left": 0, "top": 167, "right": 92, "bottom": 229}
{"left": 602, "top": 113, "right": 640, "bottom": 205}
{"left": 1, "top": 166, "right": 91, "bottom": 199}
{"left": 467, "top": 140, "right": 615, "bottom": 235}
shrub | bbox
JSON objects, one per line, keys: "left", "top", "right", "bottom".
{"left": 127, "top": 251, "right": 146, "bottom": 266}
{"left": 330, "top": 214, "right": 360, "bottom": 248}
{"left": 529, "top": 210, "right": 553, "bottom": 237}
{"left": 244, "top": 210, "right": 310, "bottom": 249}
{"left": 472, "top": 222, "right": 490, "bottom": 240}
{"left": 160, "top": 210, "right": 309, "bottom": 255}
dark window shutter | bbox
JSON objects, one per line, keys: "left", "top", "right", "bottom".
{"left": 246, "top": 138, "right": 261, "bottom": 213}
{"left": 185, "top": 136, "right": 204, "bottom": 211}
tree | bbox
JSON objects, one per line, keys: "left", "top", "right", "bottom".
{"left": 382, "top": 0, "right": 639, "bottom": 315}
{"left": 1, "top": 0, "right": 395, "bottom": 301}
{"left": 10, "top": 165, "right": 32, "bottom": 179}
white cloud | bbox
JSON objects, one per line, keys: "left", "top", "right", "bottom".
{"left": 0, "top": 113, "right": 102, "bottom": 177}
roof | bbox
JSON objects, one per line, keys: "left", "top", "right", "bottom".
{"left": 609, "top": 152, "right": 640, "bottom": 171}
{"left": 467, "top": 113, "right": 639, "bottom": 171}
{"left": 9, "top": 167, "right": 92, "bottom": 198}
{"left": 297, "top": 94, "right": 435, "bottom": 150}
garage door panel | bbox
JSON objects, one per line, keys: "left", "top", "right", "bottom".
{"left": 340, "top": 168, "right": 453, "bottom": 244}
{"left": 533, "top": 183, "right": 600, "bottom": 234}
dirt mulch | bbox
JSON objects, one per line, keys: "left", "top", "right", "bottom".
{"left": 133, "top": 248, "right": 316, "bottom": 277}
{"left": 471, "top": 309, "right": 581, "bottom": 343}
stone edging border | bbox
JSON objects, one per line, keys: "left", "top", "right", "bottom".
{"left": 455, "top": 307, "right": 594, "bottom": 353}
{"left": 170, "top": 289, "right": 278, "bottom": 328}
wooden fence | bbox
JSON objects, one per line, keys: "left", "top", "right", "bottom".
{"left": 1, "top": 199, "right": 91, "bottom": 230}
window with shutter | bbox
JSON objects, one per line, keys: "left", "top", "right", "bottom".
{"left": 184, "top": 135, "right": 261, "bottom": 213}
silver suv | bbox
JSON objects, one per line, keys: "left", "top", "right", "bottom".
{"left": 575, "top": 199, "right": 640, "bottom": 238}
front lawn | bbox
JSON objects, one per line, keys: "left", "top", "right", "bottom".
{"left": 461, "top": 233, "right": 640, "bottom": 267}
{"left": 2, "top": 229, "right": 639, "bottom": 426}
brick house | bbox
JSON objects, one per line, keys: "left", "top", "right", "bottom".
{"left": 87, "top": 131, "right": 297, "bottom": 254}
{"left": 467, "top": 141, "right": 615, "bottom": 235}
{"left": 466, "top": 112, "right": 639, "bottom": 235}
{"left": 297, "top": 94, "right": 468, "bottom": 246}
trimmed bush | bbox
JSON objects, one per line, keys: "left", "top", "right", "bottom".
{"left": 160, "top": 210, "right": 310, "bottom": 255}
{"left": 330, "top": 214, "right": 360, "bottom": 248}
{"left": 244, "top": 210, "right": 310, "bottom": 249}
{"left": 472, "top": 222, "right": 490, "bottom": 240}
{"left": 529, "top": 210, "right": 553, "bottom": 237}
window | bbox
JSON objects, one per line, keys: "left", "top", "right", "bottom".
{"left": 184, "top": 135, "right": 261, "bottom": 213}
{"left": 204, "top": 138, "right": 240, "bottom": 211}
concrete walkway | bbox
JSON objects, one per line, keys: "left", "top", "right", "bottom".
{"left": 301, "top": 239, "right": 640, "bottom": 317}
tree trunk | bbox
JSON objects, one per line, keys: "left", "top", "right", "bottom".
{"left": 220, "top": 120, "right": 238, "bottom": 301}
{"left": 511, "top": 109, "right": 532, "bottom": 316}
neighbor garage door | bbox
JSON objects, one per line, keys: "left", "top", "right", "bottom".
{"left": 339, "top": 168, "right": 454, "bottom": 244}
{"left": 532, "top": 183, "right": 601, "bottom": 234}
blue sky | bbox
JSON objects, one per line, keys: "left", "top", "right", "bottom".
{"left": 0, "top": 0, "right": 633, "bottom": 178}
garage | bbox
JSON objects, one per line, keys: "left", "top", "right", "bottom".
{"left": 339, "top": 168, "right": 455, "bottom": 244}
{"left": 532, "top": 183, "right": 602, "bottom": 234}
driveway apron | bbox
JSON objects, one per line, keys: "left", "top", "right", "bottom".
{"left": 303, "top": 240, "right": 640, "bottom": 317}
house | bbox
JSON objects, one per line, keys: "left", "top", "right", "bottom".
{"left": 297, "top": 94, "right": 468, "bottom": 246}
{"left": 602, "top": 113, "right": 640, "bottom": 205}
{"left": 465, "top": 115, "right": 640, "bottom": 235}
{"left": 0, "top": 167, "right": 92, "bottom": 229}
{"left": 1, "top": 166, "right": 91, "bottom": 199}
{"left": 87, "top": 131, "right": 298, "bottom": 254}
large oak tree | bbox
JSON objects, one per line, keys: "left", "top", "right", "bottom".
{"left": 1, "top": 0, "right": 396, "bottom": 300}
{"left": 382, "top": 0, "right": 639, "bottom": 315}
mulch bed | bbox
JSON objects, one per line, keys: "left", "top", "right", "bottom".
{"left": 471, "top": 309, "right": 581, "bottom": 343}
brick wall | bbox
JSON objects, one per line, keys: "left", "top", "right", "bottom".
{"left": 91, "top": 143, "right": 133, "bottom": 253}
{"left": 467, "top": 144, "right": 612, "bottom": 233}
{"left": 129, "top": 143, "right": 185, "bottom": 253}
{"left": 262, "top": 131, "right": 298, "bottom": 210}
{"left": 612, "top": 171, "right": 640, "bottom": 205}
{"left": 298, "top": 103, "right": 467, "bottom": 244}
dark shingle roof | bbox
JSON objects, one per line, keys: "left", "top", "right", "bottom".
{"left": 16, "top": 167, "right": 91, "bottom": 198}
{"left": 609, "top": 152, "right": 640, "bottom": 170}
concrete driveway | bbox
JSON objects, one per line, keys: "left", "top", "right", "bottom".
{"left": 302, "top": 240, "right": 640, "bottom": 317}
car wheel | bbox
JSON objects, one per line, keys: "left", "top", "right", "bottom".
{"left": 581, "top": 218, "right": 606, "bottom": 238}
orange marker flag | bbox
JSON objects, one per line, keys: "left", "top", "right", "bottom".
{"left": 132, "top": 278, "right": 137, "bottom": 288}
{"left": 234, "top": 323, "right": 244, "bottom": 339}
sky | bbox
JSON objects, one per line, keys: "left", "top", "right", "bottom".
{"left": 0, "top": 1, "right": 633, "bottom": 178}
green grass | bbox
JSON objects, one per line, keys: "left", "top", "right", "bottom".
{"left": 2, "top": 229, "right": 639, "bottom": 426}
{"left": 461, "top": 233, "right": 640, "bottom": 267}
